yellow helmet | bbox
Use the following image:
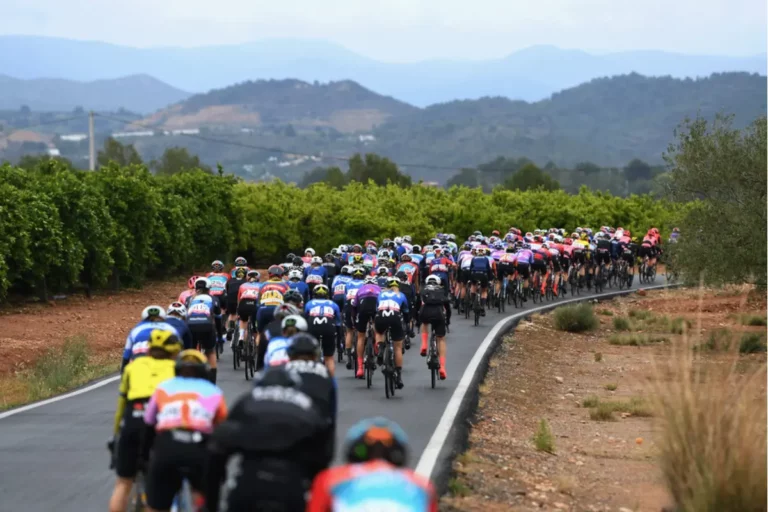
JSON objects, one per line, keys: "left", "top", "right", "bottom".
{"left": 175, "top": 349, "right": 209, "bottom": 378}
{"left": 149, "top": 329, "right": 183, "bottom": 355}
{"left": 580, "top": 233, "right": 588, "bottom": 240}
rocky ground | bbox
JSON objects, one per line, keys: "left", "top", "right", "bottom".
{"left": 440, "top": 286, "right": 766, "bottom": 512}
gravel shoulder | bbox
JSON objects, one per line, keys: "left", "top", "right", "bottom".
{"left": 441, "top": 286, "right": 766, "bottom": 512}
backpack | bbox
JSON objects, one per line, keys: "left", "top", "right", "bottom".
{"left": 422, "top": 286, "right": 445, "bottom": 306}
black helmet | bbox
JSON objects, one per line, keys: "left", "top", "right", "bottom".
{"left": 395, "top": 271, "right": 408, "bottom": 282}
{"left": 344, "top": 417, "right": 409, "bottom": 467}
{"left": 324, "top": 253, "right": 334, "bottom": 262}
{"left": 234, "top": 256, "right": 247, "bottom": 267}
{"left": 254, "top": 365, "right": 302, "bottom": 388}
{"left": 285, "top": 253, "right": 296, "bottom": 261}
{"left": 283, "top": 289, "right": 304, "bottom": 305}
{"left": 293, "top": 256, "right": 303, "bottom": 266}
{"left": 287, "top": 333, "right": 321, "bottom": 360}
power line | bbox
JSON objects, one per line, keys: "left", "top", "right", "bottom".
{"left": 1, "top": 114, "right": 90, "bottom": 133}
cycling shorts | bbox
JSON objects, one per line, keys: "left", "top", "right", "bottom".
{"left": 572, "top": 250, "right": 585, "bottom": 265}
{"left": 516, "top": 263, "right": 531, "bottom": 279}
{"left": 308, "top": 319, "right": 337, "bottom": 357}
{"left": 355, "top": 297, "right": 378, "bottom": 333}
{"left": 374, "top": 312, "right": 405, "bottom": 341}
{"left": 420, "top": 306, "right": 446, "bottom": 337}
{"left": 145, "top": 431, "right": 208, "bottom": 511}
{"left": 621, "top": 252, "right": 636, "bottom": 266}
{"left": 188, "top": 322, "right": 216, "bottom": 352}
{"left": 498, "top": 262, "right": 515, "bottom": 279}
{"left": 458, "top": 268, "right": 471, "bottom": 284}
{"left": 551, "top": 258, "right": 562, "bottom": 273}
{"left": 531, "top": 261, "right": 547, "bottom": 274}
{"left": 595, "top": 249, "right": 611, "bottom": 266}
{"left": 256, "top": 306, "right": 276, "bottom": 334}
{"left": 559, "top": 256, "right": 570, "bottom": 272}
{"left": 226, "top": 295, "right": 238, "bottom": 314}
{"left": 471, "top": 271, "right": 489, "bottom": 288}
{"left": 638, "top": 245, "right": 653, "bottom": 259}
{"left": 115, "top": 399, "right": 150, "bottom": 479}
{"left": 343, "top": 305, "right": 355, "bottom": 330}
{"left": 237, "top": 299, "right": 257, "bottom": 322}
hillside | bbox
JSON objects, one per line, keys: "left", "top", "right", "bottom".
{"left": 142, "top": 79, "right": 417, "bottom": 132}
{"left": 0, "top": 74, "right": 190, "bottom": 113}
{"left": 372, "top": 72, "right": 767, "bottom": 176}
{"left": 1, "top": 35, "right": 765, "bottom": 106}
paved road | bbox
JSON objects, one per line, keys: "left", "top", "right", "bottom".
{"left": 0, "top": 279, "right": 654, "bottom": 511}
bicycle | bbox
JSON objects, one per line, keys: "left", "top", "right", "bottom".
{"left": 381, "top": 327, "right": 396, "bottom": 399}
{"left": 497, "top": 276, "right": 507, "bottom": 313}
{"left": 471, "top": 287, "right": 482, "bottom": 326}
{"left": 544, "top": 270, "right": 556, "bottom": 301}
{"left": 531, "top": 271, "right": 542, "bottom": 304}
{"left": 363, "top": 321, "right": 377, "bottom": 389}
{"left": 231, "top": 324, "right": 242, "bottom": 371}
{"left": 242, "top": 319, "right": 256, "bottom": 381}
{"left": 108, "top": 435, "right": 147, "bottom": 512}
{"left": 594, "top": 263, "right": 605, "bottom": 293}
{"left": 426, "top": 325, "right": 440, "bottom": 389}
{"left": 336, "top": 323, "right": 346, "bottom": 363}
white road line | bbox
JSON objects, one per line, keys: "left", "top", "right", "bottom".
{"left": 414, "top": 283, "right": 672, "bottom": 478}
{"left": 0, "top": 375, "right": 119, "bottom": 420}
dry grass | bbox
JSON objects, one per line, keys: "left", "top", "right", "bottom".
{"left": 650, "top": 292, "right": 767, "bottom": 511}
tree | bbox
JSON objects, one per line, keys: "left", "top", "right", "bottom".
{"left": 97, "top": 137, "right": 143, "bottom": 168}
{"left": 18, "top": 154, "right": 75, "bottom": 171}
{"left": 624, "top": 158, "right": 652, "bottom": 181}
{"left": 446, "top": 168, "right": 480, "bottom": 188}
{"left": 503, "top": 163, "right": 560, "bottom": 191}
{"left": 284, "top": 124, "right": 296, "bottom": 137}
{"left": 150, "top": 147, "right": 211, "bottom": 176}
{"left": 300, "top": 166, "right": 348, "bottom": 189}
{"left": 575, "top": 161, "right": 601, "bottom": 174}
{"left": 73, "top": 106, "right": 85, "bottom": 115}
{"left": 347, "top": 153, "right": 411, "bottom": 187}
{"left": 19, "top": 105, "right": 31, "bottom": 115}
{"left": 664, "top": 114, "right": 766, "bottom": 287}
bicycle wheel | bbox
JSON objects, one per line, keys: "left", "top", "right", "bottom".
{"left": 129, "top": 472, "right": 146, "bottom": 512}
{"left": 244, "top": 339, "right": 251, "bottom": 381}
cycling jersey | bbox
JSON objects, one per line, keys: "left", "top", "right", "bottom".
{"left": 331, "top": 275, "right": 353, "bottom": 301}
{"left": 304, "top": 266, "right": 328, "bottom": 286}
{"left": 164, "top": 317, "right": 193, "bottom": 350}
{"left": 307, "top": 460, "right": 437, "bottom": 512}
{"left": 396, "top": 262, "right": 419, "bottom": 284}
{"left": 469, "top": 256, "right": 491, "bottom": 272}
{"left": 428, "top": 257, "right": 452, "bottom": 285}
{"left": 409, "top": 253, "right": 424, "bottom": 265}
{"left": 206, "top": 272, "right": 229, "bottom": 298}
{"left": 123, "top": 320, "right": 180, "bottom": 364}
{"left": 258, "top": 281, "right": 289, "bottom": 307}
{"left": 376, "top": 290, "right": 409, "bottom": 316}
{"left": 264, "top": 336, "right": 292, "bottom": 367}
{"left": 305, "top": 299, "right": 342, "bottom": 327}
{"left": 144, "top": 376, "right": 227, "bottom": 434}
{"left": 187, "top": 294, "right": 219, "bottom": 327}
{"left": 362, "top": 254, "right": 378, "bottom": 269}
{"left": 237, "top": 281, "right": 261, "bottom": 302}
{"left": 288, "top": 280, "right": 310, "bottom": 303}
{"left": 516, "top": 249, "right": 534, "bottom": 264}
{"left": 229, "top": 266, "right": 251, "bottom": 279}
{"left": 119, "top": 357, "right": 176, "bottom": 402}
{"left": 344, "top": 279, "right": 364, "bottom": 303}
{"left": 352, "top": 284, "right": 381, "bottom": 307}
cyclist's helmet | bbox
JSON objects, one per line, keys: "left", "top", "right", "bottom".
{"left": 274, "top": 303, "right": 301, "bottom": 321}
{"left": 351, "top": 267, "right": 366, "bottom": 279}
{"left": 247, "top": 270, "right": 260, "bottom": 281}
{"left": 175, "top": 349, "right": 209, "bottom": 379}
{"left": 194, "top": 277, "right": 210, "bottom": 291}
{"left": 305, "top": 247, "right": 316, "bottom": 257}
{"left": 211, "top": 260, "right": 224, "bottom": 272}
{"left": 344, "top": 417, "right": 409, "bottom": 467}
{"left": 142, "top": 304, "right": 166, "bottom": 320}
{"left": 377, "top": 266, "right": 389, "bottom": 277}
{"left": 386, "top": 277, "right": 401, "bottom": 289}
{"left": 293, "top": 256, "right": 304, "bottom": 267}
{"left": 672, "top": 227, "right": 679, "bottom": 233}
{"left": 341, "top": 265, "right": 352, "bottom": 276}
{"left": 282, "top": 314, "right": 308, "bottom": 333}
{"left": 367, "top": 246, "right": 377, "bottom": 255}
{"left": 313, "top": 284, "right": 330, "bottom": 298}
{"left": 425, "top": 275, "right": 441, "bottom": 286}
{"left": 400, "top": 253, "right": 412, "bottom": 262}
{"left": 412, "top": 244, "right": 421, "bottom": 254}
{"left": 167, "top": 302, "right": 187, "bottom": 318}
{"left": 395, "top": 271, "right": 408, "bottom": 282}
{"left": 338, "top": 245, "right": 348, "bottom": 253}
{"left": 286, "top": 333, "right": 321, "bottom": 361}
{"left": 235, "top": 267, "right": 247, "bottom": 280}
{"left": 311, "top": 256, "right": 323, "bottom": 265}
{"left": 268, "top": 265, "right": 284, "bottom": 278}
{"left": 149, "top": 329, "right": 183, "bottom": 355}
{"left": 352, "top": 254, "right": 364, "bottom": 265}
{"left": 255, "top": 365, "right": 303, "bottom": 389}
{"left": 523, "top": 243, "right": 531, "bottom": 250}
{"left": 492, "top": 229, "right": 500, "bottom": 236}
{"left": 505, "top": 245, "right": 515, "bottom": 253}
{"left": 286, "top": 253, "right": 296, "bottom": 262}
{"left": 330, "top": 248, "right": 339, "bottom": 257}
{"left": 433, "top": 247, "right": 442, "bottom": 256}
{"left": 187, "top": 275, "right": 200, "bottom": 289}
{"left": 288, "top": 269, "right": 303, "bottom": 281}
{"left": 283, "top": 290, "right": 304, "bottom": 306}
{"left": 234, "top": 256, "right": 247, "bottom": 267}
{"left": 352, "top": 244, "right": 363, "bottom": 253}
{"left": 403, "top": 235, "right": 412, "bottom": 244}
{"left": 365, "top": 240, "right": 377, "bottom": 248}
{"left": 364, "top": 276, "right": 377, "bottom": 284}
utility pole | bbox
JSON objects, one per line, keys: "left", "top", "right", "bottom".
{"left": 88, "top": 111, "right": 95, "bottom": 171}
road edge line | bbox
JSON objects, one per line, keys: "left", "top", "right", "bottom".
{"left": 413, "top": 283, "right": 679, "bottom": 489}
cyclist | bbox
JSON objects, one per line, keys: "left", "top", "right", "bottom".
{"left": 330, "top": 265, "right": 353, "bottom": 319}
{"left": 255, "top": 265, "right": 290, "bottom": 369}
{"left": 595, "top": 231, "right": 613, "bottom": 275}
{"left": 178, "top": 276, "right": 199, "bottom": 306}
{"left": 303, "top": 247, "right": 317, "bottom": 265}
{"left": 396, "top": 253, "right": 419, "bottom": 290}
{"left": 108, "top": 329, "right": 182, "bottom": 512}
{"left": 262, "top": 303, "right": 302, "bottom": 348}
{"left": 342, "top": 267, "right": 366, "bottom": 370}
{"left": 264, "top": 314, "right": 309, "bottom": 367}
{"left": 206, "top": 260, "right": 229, "bottom": 317}
{"left": 142, "top": 349, "right": 227, "bottom": 512}
{"left": 226, "top": 267, "right": 248, "bottom": 342}
{"left": 281, "top": 253, "right": 296, "bottom": 273}
{"left": 531, "top": 243, "right": 550, "bottom": 294}
{"left": 122, "top": 305, "right": 179, "bottom": 372}
{"left": 165, "top": 302, "right": 193, "bottom": 350}
{"left": 304, "top": 256, "right": 328, "bottom": 294}
{"left": 623, "top": 237, "right": 640, "bottom": 285}
{"left": 372, "top": 277, "right": 410, "bottom": 389}
{"left": 186, "top": 277, "right": 223, "bottom": 384}
{"left": 427, "top": 246, "right": 453, "bottom": 292}
{"left": 283, "top": 288, "right": 305, "bottom": 309}
{"left": 352, "top": 276, "right": 381, "bottom": 380}
{"left": 396, "top": 270, "right": 417, "bottom": 348}
{"left": 205, "top": 366, "right": 332, "bottom": 512}
{"left": 469, "top": 247, "right": 493, "bottom": 316}
{"left": 286, "top": 333, "right": 337, "bottom": 464}
{"left": 374, "top": 265, "right": 391, "bottom": 287}
{"left": 419, "top": 275, "right": 450, "bottom": 380}
{"left": 304, "top": 284, "right": 342, "bottom": 376}
{"left": 322, "top": 253, "right": 338, "bottom": 284}
{"left": 308, "top": 417, "right": 437, "bottom": 512}
{"left": 235, "top": 269, "right": 261, "bottom": 349}
{"left": 287, "top": 269, "right": 310, "bottom": 304}
{"left": 229, "top": 256, "right": 250, "bottom": 278}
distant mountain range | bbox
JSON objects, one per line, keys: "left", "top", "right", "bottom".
{"left": 0, "top": 74, "right": 191, "bottom": 113}
{"left": 1, "top": 35, "right": 765, "bottom": 107}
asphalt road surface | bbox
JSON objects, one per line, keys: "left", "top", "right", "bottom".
{"left": 0, "top": 278, "right": 655, "bottom": 511}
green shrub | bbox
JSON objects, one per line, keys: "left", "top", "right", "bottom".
{"left": 553, "top": 304, "right": 598, "bottom": 332}
{"left": 696, "top": 329, "right": 733, "bottom": 352}
{"left": 740, "top": 315, "right": 767, "bottom": 326}
{"left": 629, "top": 309, "right": 653, "bottom": 320}
{"left": 739, "top": 333, "right": 767, "bottom": 354}
{"left": 610, "top": 333, "right": 669, "bottom": 346}
{"left": 598, "top": 309, "right": 614, "bottom": 316}
{"left": 670, "top": 317, "right": 693, "bottom": 335}
{"left": 604, "top": 383, "right": 618, "bottom": 391}
{"left": 533, "top": 419, "right": 555, "bottom": 453}
{"left": 27, "top": 336, "right": 91, "bottom": 400}
{"left": 582, "top": 395, "right": 600, "bottom": 408}
{"left": 612, "top": 316, "right": 632, "bottom": 331}
{"left": 590, "top": 403, "right": 617, "bottom": 421}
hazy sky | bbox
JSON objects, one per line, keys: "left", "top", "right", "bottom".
{"left": 1, "top": 0, "right": 765, "bottom": 61}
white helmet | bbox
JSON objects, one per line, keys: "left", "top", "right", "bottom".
{"left": 311, "top": 256, "right": 323, "bottom": 265}
{"left": 167, "top": 302, "right": 187, "bottom": 318}
{"left": 425, "top": 275, "right": 441, "bottom": 286}
{"left": 194, "top": 277, "right": 210, "bottom": 290}
{"left": 394, "top": 237, "right": 403, "bottom": 245}
{"left": 338, "top": 245, "right": 348, "bottom": 253}
{"left": 281, "top": 314, "right": 308, "bottom": 332}
{"left": 288, "top": 269, "right": 303, "bottom": 281}
{"left": 304, "top": 247, "right": 316, "bottom": 257}
{"left": 141, "top": 304, "right": 166, "bottom": 320}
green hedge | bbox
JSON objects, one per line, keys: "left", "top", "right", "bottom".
{"left": 0, "top": 161, "right": 687, "bottom": 300}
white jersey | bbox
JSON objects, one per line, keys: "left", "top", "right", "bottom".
{"left": 459, "top": 252, "right": 473, "bottom": 270}
{"left": 264, "top": 336, "right": 292, "bottom": 367}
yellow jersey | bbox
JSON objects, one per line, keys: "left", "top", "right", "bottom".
{"left": 119, "top": 357, "right": 176, "bottom": 401}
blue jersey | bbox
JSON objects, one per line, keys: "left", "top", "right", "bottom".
{"left": 409, "top": 253, "right": 424, "bottom": 265}
{"left": 288, "top": 280, "right": 310, "bottom": 303}
{"left": 304, "top": 265, "right": 327, "bottom": 286}
{"left": 331, "top": 275, "right": 352, "bottom": 300}
{"left": 264, "top": 336, "right": 291, "bottom": 367}
{"left": 470, "top": 256, "right": 491, "bottom": 272}
{"left": 376, "top": 290, "right": 409, "bottom": 315}
{"left": 123, "top": 320, "right": 180, "bottom": 362}
{"left": 344, "top": 280, "right": 364, "bottom": 305}
{"left": 164, "top": 316, "right": 193, "bottom": 350}
{"left": 186, "top": 294, "right": 218, "bottom": 326}
{"left": 305, "top": 299, "right": 342, "bottom": 327}
{"left": 375, "top": 276, "right": 390, "bottom": 288}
